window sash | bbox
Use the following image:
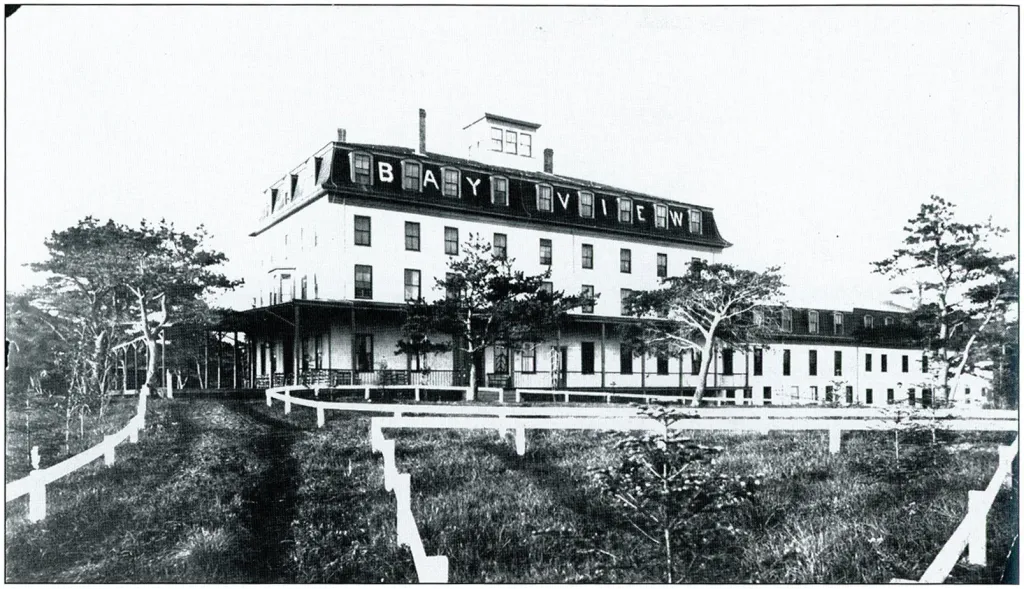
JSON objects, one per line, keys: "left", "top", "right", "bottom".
{"left": 781, "top": 310, "right": 793, "bottom": 332}
{"left": 539, "top": 239, "right": 552, "bottom": 265}
{"left": 782, "top": 350, "right": 791, "bottom": 376}
{"left": 442, "top": 169, "right": 460, "bottom": 197}
{"left": 355, "top": 334, "right": 374, "bottom": 372}
{"left": 618, "top": 198, "right": 632, "bottom": 223}
{"left": 579, "top": 192, "right": 594, "bottom": 218}
{"left": 835, "top": 351, "right": 843, "bottom": 376}
{"left": 582, "top": 285, "right": 595, "bottom": 313}
{"left": 352, "top": 153, "right": 372, "bottom": 184}
{"left": 492, "top": 177, "right": 508, "bottom": 206}
{"left": 537, "top": 185, "right": 553, "bottom": 211}
{"left": 491, "top": 127, "right": 503, "bottom": 151}
{"left": 505, "top": 130, "right": 518, "bottom": 154}
{"left": 582, "top": 244, "right": 594, "bottom": 269}
{"left": 657, "top": 253, "right": 667, "bottom": 278}
{"left": 354, "top": 216, "right": 371, "bottom": 246}
{"left": 444, "top": 227, "right": 459, "bottom": 255}
{"left": 404, "top": 269, "right": 421, "bottom": 301}
{"left": 521, "top": 345, "right": 536, "bottom": 373}
{"left": 689, "top": 210, "right": 702, "bottom": 233}
{"left": 809, "top": 350, "right": 817, "bottom": 376}
{"left": 402, "top": 162, "right": 421, "bottom": 191}
{"left": 808, "top": 311, "right": 819, "bottom": 333}
{"left": 620, "top": 288, "right": 633, "bottom": 315}
{"left": 405, "top": 222, "right": 420, "bottom": 251}
{"left": 655, "top": 205, "right": 668, "bottom": 228}
{"left": 620, "top": 249, "right": 631, "bottom": 273}
{"left": 354, "top": 265, "right": 373, "bottom": 299}
{"left": 493, "top": 233, "right": 507, "bottom": 259}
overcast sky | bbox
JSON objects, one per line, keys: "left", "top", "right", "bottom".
{"left": 5, "top": 6, "right": 1018, "bottom": 311}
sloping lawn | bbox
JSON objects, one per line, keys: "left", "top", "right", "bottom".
{"left": 6, "top": 398, "right": 1017, "bottom": 583}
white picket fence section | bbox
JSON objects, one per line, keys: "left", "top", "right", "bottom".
{"left": 5, "top": 388, "right": 150, "bottom": 522}
{"left": 268, "top": 383, "right": 506, "bottom": 402}
{"left": 892, "top": 436, "right": 1019, "bottom": 583}
{"left": 369, "top": 428, "right": 449, "bottom": 582}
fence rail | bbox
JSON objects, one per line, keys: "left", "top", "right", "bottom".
{"left": 5, "top": 389, "right": 150, "bottom": 522}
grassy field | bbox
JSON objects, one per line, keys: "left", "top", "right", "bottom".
{"left": 4, "top": 398, "right": 1018, "bottom": 583}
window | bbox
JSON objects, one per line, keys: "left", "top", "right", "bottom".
{"left": 781, "top": 309, "right": 793, "bottom": 332}
{"left": 657, "top": 355, "right": 669, "bottom": 375}
{"left": 354, "top": 265, "right": 373, "bottom": 299}
{"left": 620, "top": 248, "right": 632, "bottom": 273}
{"left": 519, "top": 133, "right": 532, "bottom": 157}
{"left": 782, "top": 349, "right": 791, "bottom": 376}
{"left": 657, "top": 253, "right": 668, "bottom": 278}
{"left": 902, "top": 355, "right": 909, "bottom": 373}
{"left": 722, "top": 349, "right": 734, "bottom": 375}
{"left": 491, "top": 176, "right": 508, "bottom": 206}
{"left": 808, "top": 311, "right": 819, "bottom": 334}
{"left": 505, "top": 130, "right": 518, "bottom": 155}
{"left": 689, "top": 210, "right": 702, "bottom": 234}
{"left": 753, "top": 309, "right": 764, "bottom": 326}
{"left": 865, "top": 353, "right": 873, "bottom": 372}
{"left": 355, "top": 334, "right": 374, "bottom": 372}
{"left": 620, "top": 289, "right": 633, "bottom": 315}
{"left": 884, "top": 316, "right": 894, "bottom": 326}
{"left": 691, "top": 350, "right": 702, "bottom": 375}
{"left": 405, "top": 222, "right": 420, "bottom": 251}
{"left": 808, "top": 350, "right": 817, "bottom": 376}
{"left": 743, "top": 388, "right": 753, "bottom": 400}
{"left": 540, "top": 281, "right": 553, "bottom": 295}
{"left": 351, "top": 152, "right": 372, "bottom": 185}
{"left": 445, "top": 272, "right": 460, "bottom": 300}
{"left": 402, "top": 161, "right": 421, "bottom": 191}
{"left": 825, "top": 385, "right": 834, "bottom": 403}
{"left": 539, "top": 239, "right": 552, "bottom": 265}
{"left": 834, "top": 350, "right": 843, "bottom": 376}
{"left": 581, "top": 285, "right": 595, "bottom": 314}
{"left": 618, "top": 198, "right": 633, "bottom": 223}
{"left": 908, "top": 388, "right": 916, "bottom": 406}
{"left": 753, "top": 349, "right": 763, "bottom": 376}
{"left": 354, "top": 215, "right": 371, "bottom": 246}
{"left": 300, "top": 275, "right": 307, "bottom": 299}
{"left": 833, "top": 312, "right": 844, "bottom": 335}
{"left": 521, "top": 344, "right": 536, "bottom": 373}
{"left": 887, "top": 388, "right": 895, "bottom": 404}
{"left": 619, "top": 345, "right": 633, "bottom": 374}
{"left": 763, "top": 386, "right": 772, "bottom": 402}
{"left": 845, "top": 386, "right": 854, "bottom": 404}
{"left": 493, "top": 233, "right": 507, "bottom": 259}
{"left": 655, "top": 204, "right": 668, "bottom": 228}
{"left": 864, "top": 315, "right": 874, "bottom": 329}
{"left": 922, "top": 354, "right": 929, "bottom": 372}
{"left": 881, "top": 354, "right": 888, "bottom": 373}
{"left": 442, "top": 168, "right": 460, "bottom": 198}
{"left": 444, "top": 227, "right": 459, "bottom": 255}
{"left": 404, "top": 269, "right": 421, "bottom": 302}
{"left": 810, "top": 386, "right": 819, "bottom": 402}
{"left": 579, "top": 191, "right": 594, "bottom": 218}
{"left": 581, "top": 342, "right": 595, "bottom": 375}
{"left": 865, "top": 388, "right": 874, "bottom": 404}
{"left": 492, "top": 344, "right": 508, "bottom": 375}
{"left": 582, "top": 244, "right": 594, "bottom": 269}
{"left": 490, "top": 127, "right": 503, "bottom": 151}
{"left": 536, "top": 184, "right": 553, "bottom": 212}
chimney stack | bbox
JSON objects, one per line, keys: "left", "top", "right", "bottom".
{"left": 418, "top": 108, "right": 427, "bottom": 154}
{"left": 543, "top": 148, "right": 554, "bottom": 173}
{"left": 337, "top": 128, "right": 347, "bottom": 142}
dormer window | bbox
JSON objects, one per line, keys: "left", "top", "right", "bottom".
{"left": 833, "top": 312, "right": 844, "bottom": 335}
{"left": 505, "top": 130, "right": 518, "bottom": 155}
{"left": 655, "top": 204, "right": 668, "bottom": 228}
{"left": 490, "top": 127, "right": 503, "bottom": 151}
{"left": 884, "top": 316, "right": 894, "bottom": 326}
{"left": 808, "top": 310, "right": 819, "bottom": 334}
{"left": 270, "top": 188, "right": 279, "bottom": 212}
{"left": 491, "top": 176, "right": 508, "bottom": 206}
{"left": 519, "top": 133, "right": 532, "bottom": 157}
{"left": 313, "top": 157, "right": 323, "bottom": 182}
{"left": 402, "top": 161, "right": 422, "bottom": 191}
{"left": 290, "top": 174, "right": 298, "bottom": 196}
{"left": 351, "top": 152, "right": 372, "bottom": 185}
{"left": 579, "top": 191, "right": 594, "bottom": 218}
{"left": 781, "top": 309, "right": 793, "bottom": 332}
{"left": 864, "top": 315, "right": 874, "bottom": 329}
{"left": 442, "top": 168, "right": 460, "bottom": 198}
{"left": 618, "top": 198, "right": 633, "bottom": 223}
{"left": 689, "top": 210, "right": 702, "bottom": 234}
{"left": 536, "top": 184, "right": 553, "bottom": 212}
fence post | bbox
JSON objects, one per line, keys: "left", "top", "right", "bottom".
{"left": 516, "top": 389, "right": 521, "bottom": 403}
{"left": 606, "top": 393, "right": 611, "bottom": 403}
{"left": 421, "top": 555, "right": 449, "bottom": 583}
{"left": 165, "top": 370, "right": 173, "bottom": 399}
{"left": 829, "top": 427, "right": 841, "bottom": 454}
{"left": 28, "top": 469, "right": 46, "bottom": 522}
{"left": 317, "top": 406, "right": 325, "bottom": 428}
{"left": 104, "top": 435, "right": 116, "bottom": 466}
{"left": 515, "top": 424, "right": 526, "bottom": 456}
{"left": 382, "top": 440, "right": 397, "bottom": 491}
{"left": 967, "top": 490, "right": 987, "bottom": 566}
{"left": 564, "top": 391, "right": 570, "bottom": 403}
{"left": 395, "top": 473, "right": 413, "bottom": 547}
{"left": 364, "top": 386, "right": 371, "bottom": 400}
{"left": 414, "top": 386, "right": 421, "bottom": 402}
{"left": 314, "top": 387, "right": 320, "bottom": 398}
{"left": 499, "top": 388, "right": 504, "bottom": 404}
{"left": 266, "top": 389, "right": 272, "bottom": 407}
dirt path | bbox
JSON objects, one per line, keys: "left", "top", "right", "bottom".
{"left": 224, "top": 401, "right": 306, "bottom": 582}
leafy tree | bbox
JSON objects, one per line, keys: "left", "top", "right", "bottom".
{"left": 623, "top": 261, "right": 786, "bottom": 405}
{"left": 873, "top": 195, "right": 1017, "bottom": 404}
{"left": 592, "top": 405, "right": 760, "bottom": 582}
{"left": 395, "top": 234, "right": 592, "bottom": 401}
{"left": 30, "top": 217, "right": 241, "bottom": 395}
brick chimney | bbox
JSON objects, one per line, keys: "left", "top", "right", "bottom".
{"left": 419, "top": 108, "right": 427, "bottom": 154}
{"left": 543, "top": 148, "right": 554, "bottom": 173}
{"left": 337, "top": 128, "right": 347, "bottom": 142}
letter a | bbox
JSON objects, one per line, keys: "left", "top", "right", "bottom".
{"left": 378, "top": 162, "right": 394, "bottom": 183}
{"left": 423, "top": 169, "right": 439, "bottom": 191}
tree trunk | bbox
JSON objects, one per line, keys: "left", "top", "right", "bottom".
{"left": 145, "top": 338, "right": 160, "bottom": 396}
{"left": 467, "top": 359, "right": 477, "bottom": 402}
{"left": 691, "top": 338, "right": 716, "bottom": 406}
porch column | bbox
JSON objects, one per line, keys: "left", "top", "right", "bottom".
{"left": 679, "top": 348, "right": 685, "bottom": 390}
{"left": 641, "top": 354, "right": 646, "bottom": 389}
{"left": 160, "top": 330, "right": 166, "bottom": 385}
{"left": 233, "top": 332, "right": 239, "bottom": 389}
{"left": 350, "top": 307, "right": 357, "bottom": 374}
{"left": 293, "top": 305, "right": 301, "bottom": 384}
{"left": 204, "top": 331, "right": 209, "bottom": 389}
{"left": 122, "top": 347, "right": 128, "bottom": 392}
{"left": 599, "top": 323, "right": 606, "bottom": 388}
{"left": 216, "top": 332, "right": 223, "bottom": 389}
{"left": 133, "top": 344, "right": 139, "bottom": 390}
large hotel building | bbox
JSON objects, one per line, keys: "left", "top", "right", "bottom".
{"left": 234, "top": 110, "right": 988, "bottom": 407}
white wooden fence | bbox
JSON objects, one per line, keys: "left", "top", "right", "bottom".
{"left": 268, "top": 383, "right": 506, "bottom": 403}
{"left": 5, "top": 388, "right": 150, "bottom": 522}
{"left": 369, "top": 428, "right": 449, "bottom": 582}
{"left": 893, "top": 436, "right": 1019, "bottom": 583}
